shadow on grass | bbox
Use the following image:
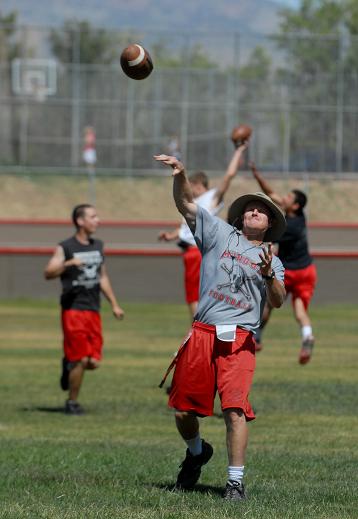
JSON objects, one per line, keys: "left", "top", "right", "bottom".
{"left": 154, "top": 482, "right": 223, "bottom": 497}
{"left": 21, "top": 406, "right": 65, "bottom": 413}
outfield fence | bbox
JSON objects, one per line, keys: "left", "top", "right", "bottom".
{"left": 0, "top": 219, "right": 357, "bottom": 303}
{"left": 1, "top": 24, "right": 358, "bottom": 176}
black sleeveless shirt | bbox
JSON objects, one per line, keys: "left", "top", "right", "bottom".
{"left": 59, "top": 236, "right": 104, "bottom": 311}
{"left": 277, "top": 214, "right": 313, "bottom": 270}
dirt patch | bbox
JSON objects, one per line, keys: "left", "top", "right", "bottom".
{"left": 1, "top": 174, "right": 357, "bottom": 222}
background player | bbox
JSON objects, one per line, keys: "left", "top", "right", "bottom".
{"left": 44, "top": 203, "right": 124, "bottom": 415}
{"left": 158, "top": 141, "right": 249, "bottom": 319}
{"left": 82, "top": 126, "right": 97, "bottom": 173}
{"left": 250, "top": 162, "right": 317, "bottom": 364}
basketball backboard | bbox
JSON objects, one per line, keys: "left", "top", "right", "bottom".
{"left": 11, "top": 58, "right": 57, "bottom": 100}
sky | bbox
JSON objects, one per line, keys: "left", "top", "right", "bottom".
{"left": 274, "top": 0, "right": 300, "bottom": 7}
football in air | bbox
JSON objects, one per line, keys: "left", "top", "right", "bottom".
{"left": 120, "top": 44, "right": 153, "bottom": 80}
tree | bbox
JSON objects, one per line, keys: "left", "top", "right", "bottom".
{"left": 0, "top": 10, "right": 21, "bottom": 63}
{"left": 151, "top": 39, "right": 216, "bottom": 69}
{"left": 239, "top": 46, "right": 272, "bottom": 82}
{"left": 272, "top": 0, "right": 358, "bottom": 172}
{"left": 50, "top": 20, "right": 121, "bottom": 64}
{"left": 276, "top": 0, "right": 343, "bottom": 76}
{"left": 0, "top": 10, "right": 23, "bottom": 165}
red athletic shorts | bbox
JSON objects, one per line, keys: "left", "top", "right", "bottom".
{"left": 61, "top": 309, "right": 103, "bottom": 362}
{"left": 168, "top": 321, "right": 256, "bottom": 420}
{"left": 183, "top": 246, "right": 202, "bottom": 304}
{"left": 284, "top": 263, "right": 317, "bottom": 310}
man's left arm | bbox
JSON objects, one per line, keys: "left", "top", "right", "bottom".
{"left": 100, "top": 264, "right": 124, "bottom": 319}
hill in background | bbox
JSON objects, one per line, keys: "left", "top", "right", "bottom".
{"left": 1, "top": 174, "right": 357, "bottom": 222}
{"left": 2, "top": 0, "right": 287, "bottom": 35}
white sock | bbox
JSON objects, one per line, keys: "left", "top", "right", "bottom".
{"left": 302, "top": 325, "right": 313, "bottom": 339}
{"left": 185, "top": 434, "right": 202, "bottom": 456}
{"left": 227, "top": 465, "right": 244, "bottom": 483}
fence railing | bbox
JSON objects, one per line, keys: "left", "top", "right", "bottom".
{"left": 1, "top": 24, "right": 358, "bottom": 176}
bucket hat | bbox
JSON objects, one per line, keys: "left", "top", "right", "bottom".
{"left": 227, "top": 192, "right": 286, "bottom": 242}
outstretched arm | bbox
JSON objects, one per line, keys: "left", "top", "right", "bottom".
{"left": 214, "top": 141, "right": 249, "bottom": 207}
{"left": 154, "top": 154, "right": 197, "bottom": 231}
{"left": 249, "top": 161, "right": 284, "bottom": 207}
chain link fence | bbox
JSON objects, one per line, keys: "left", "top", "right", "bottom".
{"left": 0, "top": 24, "right": 358, "bottom": 176}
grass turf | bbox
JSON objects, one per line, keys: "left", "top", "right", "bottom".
{"left": 0, "top": 299, "right": 357, "bottom": 518}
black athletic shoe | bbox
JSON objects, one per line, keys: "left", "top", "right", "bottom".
{"left": 60, "top": 357, "right": 69, "bottom": 391}
{"left": 64, "top": 400, "right": 85, "bottom": 415}
{"left": 223, "top": 479, "right": 246, "bottom": 501}
{"left": 175, "top": 440, "right": 213, "bottom": 490}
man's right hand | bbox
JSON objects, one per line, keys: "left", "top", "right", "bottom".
{"left": 154, "top": 154, "right": 185, "bottom": 176}
{"left": 65, "top": 257, "right": 83, "bottom": 268}
{"left": 158, "top": 231, "right": 170, "bottom": 242}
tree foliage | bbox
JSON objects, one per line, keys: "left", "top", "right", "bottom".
{"left": 151, "top": 39, "right": 216, "bottom": 69}
{"left": 276, "top": 0, "right": 358, "bottom": 74}
{"left": 50, "top": 20, "right": 121, "bottom": 64}
{"left": 239, "top": 46, "right": 272, "bottom": 81}
{"left": 275, "top": 0, "right": 344, "bottom": 76}
{"left": 0, "top": 10, "right": 21, "bottom": 62}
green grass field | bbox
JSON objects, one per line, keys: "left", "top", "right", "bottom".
{"left": 0, "top": 300, "right": 357, "bottom": 519}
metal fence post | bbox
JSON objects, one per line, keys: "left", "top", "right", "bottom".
{"left": 71, "top": 27, "right": 81, "bottom": 170}
{"left": 125, "top": 79, "right": 135, "bottom": 174}
{"left": 336, "top": 31, "right": 345, "bottom": 174}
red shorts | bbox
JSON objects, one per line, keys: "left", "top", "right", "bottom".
{"left": 62, "top": 309, "right": 103, "bottom": 362}
{"left": 169, "top": 321, "right": 256, "bottom": 420}
{"left": 284, "top": 263, "right": 317, "bottom": 309}
{"left": 183, "top": 246, "right": 202, "bottom": 304}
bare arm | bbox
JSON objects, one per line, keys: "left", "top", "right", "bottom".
{"left": 154, "top": 154, "right": 197, "bottom": 231}
{"left": 158, "top": 227, "right": 180, "bottom": 242}
{"left": 249, "top": 161, "right": 284, "bottom": 207}
{"left": 44, "top": 245, "right": 83, "bottom": 280}
{"left": 100, "top": 264, "right": 124, "bottom": 319}
{"left": 213, "top": 141, "right": 249, "bottom": 206}
{"left": 258, "top": 244, "right": 286, "bottom": 308}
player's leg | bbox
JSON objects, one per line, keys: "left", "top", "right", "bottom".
{"left": 291, "top": 265, "right": 317, "bottom": 364}
{"left": 224, "top": 409, "right": 248, "bottom": 466}
{"left": 68, "top": 361, "right": 85, "bottom": 401}
{"left": 294, "top": 297, "right": 314, "bottom": 364}
{"left": 222, "top": 408, "right": 247, "bottom": 500}
{"left": 218, "top": 329, "right": 256, "bottom": 500}
{"left": 174, "top": 410, "right": 213, "bottom": 490}
{"left": 86, "top": 358, "right": 100, "bottom": 370}
{"left": 169, "top": 323, "right": 215, "bottom": 489}
{"left": 85, "top": 310, "right": 103, "bottom": 370}
{"left": 175, "top": 411, "right": 200, "bottom": 442}
{"left": 61, "top": 310, "right": 91, "bottom": 414}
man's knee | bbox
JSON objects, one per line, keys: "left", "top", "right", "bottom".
{"left": 80, "top": 357, "right": 100, "bottom": 370}
{"left": 175, "top": 410, "right": 196, "bottom": 422}
{"left": 224, "top": 408, "right": 246, "bottom": 428}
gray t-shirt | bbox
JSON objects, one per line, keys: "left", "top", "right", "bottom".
{"left": 193, "top": 206, "right": 285, "bottom": 332}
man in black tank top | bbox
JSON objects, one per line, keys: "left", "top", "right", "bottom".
{"left": 44, "top": 204, "right": 124, "bottom": 415}
{"left": 250, "top": 163, "right": 317, "bottom": 365}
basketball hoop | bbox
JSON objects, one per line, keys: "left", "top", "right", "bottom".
{"left": 11, "top": 58, "right": 57, "bottom": 101}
